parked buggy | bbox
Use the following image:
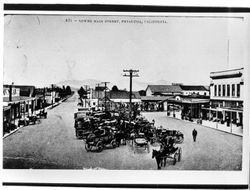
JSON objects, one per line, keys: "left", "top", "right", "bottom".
{"left": 27, "top": 115, "right": 40, "bottom": 125}
{"left": 85, "top": 128, "right": 117, "bottom": 152}
{"left": 75, "top": 119, "right": 93, "bottom": 139}
{"left": 74, "top": 111, "right": 93, "bottom": 139}
{"left": 18, "top": 118, "right": 29, "bottom": 127}
{"left": 133, "top": 133, "right": 150, "bottom": 153}
{"left": 37, "top": 109, "right": 47, "bottom": 119}
{"left": 157, "top": 129, "right": 184, "bottom": 144}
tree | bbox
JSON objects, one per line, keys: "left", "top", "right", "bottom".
{"left": 111, "top": 85, "right": 119, "bottom": 91}
{"left": 138, "top": 90, "right": 146, "bottom": 96}
{"left": 65, "top": 86, "right": 72, "bottom": 95}
{"left": 78, "top": 86, "right": 87, "bottom": 98}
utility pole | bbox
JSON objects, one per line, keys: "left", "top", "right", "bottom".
{"left": 51, "top": 84, "right": 54, "bottom": 107}
{"left": 101, "top": 82, "right": 110, "bottom": 112}
{"left": 9, "top": 82, "right": 14, "bottom": 102}
{"left": 83, "top": 85, "right": 89, "bottom": 108}
{"left": 9, "top": 82, "right": 14, "bottom": 125}
{"left": 96, "top": 83, "right": 101, "bottom": 110}
{"left": 43, "top": 87, "right": 46, "bottom": 111}
{"left": 123, "top": 69, "right": 139, "bottom": 123}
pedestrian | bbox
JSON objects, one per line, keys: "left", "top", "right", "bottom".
{"left": 192, "top": 128, "right": 198, "bottom": 142}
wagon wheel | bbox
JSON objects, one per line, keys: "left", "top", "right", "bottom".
{"left": 111, "top": 139, "right": 117, "bottom": 148}
{"left": 96, "top": 141, "right": 104, "bottom": 152}
{"left": 178, "top": 136, "right": 184, "bottom": 144}
{"left": 173, "top": 153, "right": 178, "bottom": 165}
{"left": 178, "top": 147, "right": 182, "bottom": 161}
{"left": 85, "top": 143, "right": 91, "bottom": 152}
{"left": 76, "top": 132, "right": 80, "bottom": 139}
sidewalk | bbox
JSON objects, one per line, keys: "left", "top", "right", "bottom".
{"left": 168, "top": 111, "right": 243, "bottom": 137}
{"left": 3, "top": 95, "right": 72, "bottom": 139}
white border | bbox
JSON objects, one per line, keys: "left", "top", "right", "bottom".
{"left": 1, "top": 0, "right": 249, "bottom": 187}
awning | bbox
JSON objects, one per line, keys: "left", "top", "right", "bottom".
{"left": 3, "top": 106, "right": 11, "bottom": 111}
{"left": 168, "top": 98, "right": 209, "bottom": 104}
{"left": 141, "top": 96, "right": 173, "bottom": 102}
{"left": 3, "top": 96, "right": 36, "bottom": 104}
{"left": 202, "top": 107, "right": 243, "bottom": 113}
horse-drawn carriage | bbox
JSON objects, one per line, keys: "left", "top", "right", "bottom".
{"left": 75, "top": 119, "right": 93, "bottom": 139}
{"left": 133, "top": 133, "right": 150, "bottom": 153}
{"left": 84, "top": 128, "right": 118, "bottom": 152}
{"left": 27, "top": 115, "right": 40, "bottom": 125}
{"left": 152, "top": 146, "right": 182, "bottom": 169}
{"left": 74, "top": 111, "right": 93, "bottom": 139}
{"left": 37, "top": 109, "right": 47, "bottom": 119}
{"left": 156, "top": 128, "right": 184, "bottom": 144}
{"left": 152, "top": 135, "right": 182, "bottom": 169}
{"left": 18, "top": 115, "right": 40, "bottom": 126}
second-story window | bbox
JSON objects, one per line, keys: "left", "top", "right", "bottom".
{"left": 227, "top": 84, "right": 230, "bottom": 96}
{"left": 222, "top": 85, "right": 226, "bottom": 96}
{"left": 214, "top": 85, "right": 217, "bottom": 96}
{"left": 218, "top": 85, "right": 221, "bottom": 96}
{"left": 232, "top": 84, "right": 235, "bottom": 97}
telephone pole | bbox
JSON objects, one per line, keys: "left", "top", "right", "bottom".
{"left": 83, "top": 85, "right": 89, "bottom": 108}
{"left": 123, "top": 69, "right": 139, "bottom": 122}
{"left": 101, "top": 82, "right": 110, "bottom": 112}
{"left": 96, "top": 83, "right": 101, "bottom": 109}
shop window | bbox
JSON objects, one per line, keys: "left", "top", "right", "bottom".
{"left": 237, "top": 84, "right": 240, "bottom": 97}
{"left": 227, "top": 84, "right": 230, "bottom": 96}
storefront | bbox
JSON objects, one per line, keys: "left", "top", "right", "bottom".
{"left": 141, "top": 96, "right": 171, "bottom": 111}
{"left": 202, "top": 107, "right": 243, "bottom": 128}
{"left": 3, "top": 96, "right": 37, "bottom": 135}
{"left": 167, "top": 96, "right": 209, "bottom": 119}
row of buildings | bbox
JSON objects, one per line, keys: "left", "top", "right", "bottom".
{"left": 80, "top": 67, "right": 244, "bottom": 130}
{"left": 3, "top": 84, "right": 70, "bottom": 135}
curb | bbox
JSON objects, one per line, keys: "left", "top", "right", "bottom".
{"left": 3, "top": 124, "right": 26, "bottom": 139}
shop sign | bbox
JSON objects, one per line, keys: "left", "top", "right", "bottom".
{"left": 3, "top": 87, "right": 20, "bottom": 97}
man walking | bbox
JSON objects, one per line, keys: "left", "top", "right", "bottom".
{"left": 192, "top": 128, "right": 198, "bottom": 142}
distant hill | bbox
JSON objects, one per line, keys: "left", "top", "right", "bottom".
{"left": 56, "top": 79, "right": 173, "bottom": 91}
{"left": 56, "top": 79, "right": 102, "bottom": 90}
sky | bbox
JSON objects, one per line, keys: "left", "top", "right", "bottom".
{"left": 3, "top": 14, "right": 247, "bottom": 89}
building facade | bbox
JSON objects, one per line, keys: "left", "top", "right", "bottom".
{"left": 180, "top": 85, "right": 210, "bottom": 96}
{"left": 3, "top": 85, "right": 37, "bottom": 135}
{"left": 203, "top": 68, "right": 244, "bottom": 128}
{"left": 145, "top": 85, "right": 182, "bottom": 96}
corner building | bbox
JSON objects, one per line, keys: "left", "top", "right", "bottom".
{"left": 208, "top": 68, "right": 244, "bottom": 129}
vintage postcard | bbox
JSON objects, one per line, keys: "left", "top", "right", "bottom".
{"left": 1, "top": 2, "right": 249, "bottom": 188}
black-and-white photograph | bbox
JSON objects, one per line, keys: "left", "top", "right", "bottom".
{"left": 1, "top": 2, "right": 250, "bottom": 188}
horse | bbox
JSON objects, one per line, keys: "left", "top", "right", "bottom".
{"left": 129, "top": 132, "right": 136, "bottom": 145}
{"left": 152, "top": 149, "right": 167, "bottom": 170}
{"left": 114, "top": 130, "right": 127, "bottom": 146}
{"left": 152, "top": 144, "right": 178, "bottom": 169}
